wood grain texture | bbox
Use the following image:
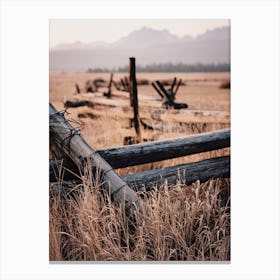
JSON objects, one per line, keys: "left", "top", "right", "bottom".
{"left": 122, "top": 156, "right": 230, "bottom": 190}
{"left": 97, "top": 129, "right": 230, "bottom": 169}
{"left": 49, "top": 103, "right": 145, "bottom": 210}
{"left": 129, "top": 57, "right": 141, "bottom": 140}
{"left": 50, "top": 156, "right": 230, "bottom": 193}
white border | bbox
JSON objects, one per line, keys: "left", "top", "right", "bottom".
{"left": 1, "top": 1, "right": 279, "bottom": 279}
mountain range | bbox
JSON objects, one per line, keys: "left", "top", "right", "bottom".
{"left": 50, "top": 26, "right": 230, "bottom": 72}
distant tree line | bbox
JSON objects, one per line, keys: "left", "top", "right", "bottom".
{"left": 86, "top": 63, "right": 230, "bottom": 73}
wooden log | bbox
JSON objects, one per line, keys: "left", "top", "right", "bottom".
{"left": 156, "top": 80, "right": 173, "bottom": 103}
{"left": 152, "top": 109, "right": 231, "bottom": 124}
{"left": 129, "top": 57, "right": 141, "bottom": 141}
{"left": 76, "top": 93, "right": 162, "bottom": 109}
{"left": 124, "top": 76, "right": 129, "bottom": 92}
{"left": 112, "top": 80, "right": 120, "bottom": 90}
{"left": 77, "top": 93, "right": 160, "bottom": 109}
{"left": 151, "top": 82, "right": 164, "bottom": 99}
{"left": 120, "top": 78, "right": 126, "bottom": 92}
{"left": 129, "top": 71, "right": 133, "bottom": 106}
{"left": 173, "top": 103, "right": 188, "bottom": 109}
{"left": 97, "top": 129, "right": 230, "bottom": 169}
{"left": 49, "top": 103, "right": 145, "bottom": 210}
{"left": 170, "top": 77, "right": 177, "bottom": 93}
{"left": 156, "top": 80, "right": 187, "bottom": 109}
{"left": 122, "top": 156, "right": 230, "bottom": 190}
{"left": 77, "top": 112, "right": 99, "bottom": 120}
{"left": 64, "top": 100, "right": 94, "bottom": 109}
{"left": 103, "top": 72, "right": 113, "bottom": 98}
{"left": 174, "top": 78, "right": 182, "bottom": 96}
{"left": 75, "top": 83, "right": 80, "bottom": 94}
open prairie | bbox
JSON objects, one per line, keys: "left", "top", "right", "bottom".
{"left": 50, "top": 72, "right": 230, "bottom": 110}
{"left": 49, "top": 71, "right": 231, "bottom": 261}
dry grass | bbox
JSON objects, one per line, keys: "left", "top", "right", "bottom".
{"left": 50, "top": 72, "right": 230, "bottom": 112}
{"left": 50, "top": 177, "right": 230, "bottom": 261}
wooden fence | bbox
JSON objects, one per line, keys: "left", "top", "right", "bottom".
{"left": 50, "top": 102, "right": 230, "bottom": 209}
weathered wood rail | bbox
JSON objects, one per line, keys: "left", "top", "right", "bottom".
{"left": 122, "top": 156, "right": 230, "bottom": 190}
{"left": 50, "top": 123, "right": 230, "bottom": 184}
{"left": 49, "top": 103, "right": 145, "bottom": 210}
{"left": 76, "top": 92, "right": 162, "bottom": 108}
{"left": 97, "top": 128, "right": 230, "bottom": 169}
{"left": 64, "top": 100, "right": 94, "bottom": 109}
{"left": 129, "top": 57, "right": 141, "bottom": 141}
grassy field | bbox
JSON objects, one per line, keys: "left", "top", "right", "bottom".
{"left": 50, "top": 178, "right": 230, "bottom": 261}
{"left": 49, "top": 72, "right": 231, "bottom": 261}
{"left": 50, "top": 72, "right": 230, "bottom": 112}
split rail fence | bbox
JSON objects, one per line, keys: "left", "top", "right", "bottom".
{"left": 50, "top": 102, "right": 230, "bottom": 210}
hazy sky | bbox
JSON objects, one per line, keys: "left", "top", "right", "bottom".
{"left": 49, "top": 19, "right": 229, "bottom": 47}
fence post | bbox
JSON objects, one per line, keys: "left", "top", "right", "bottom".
{"left": 129, "top": 57, "right": 141, "bottom": 142}
{"left": 104, "top": 72, "right": 113, "bottom": 97}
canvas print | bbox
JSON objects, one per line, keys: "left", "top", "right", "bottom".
{"left": 49, "top": 19, "right": 230, "bottom": 261}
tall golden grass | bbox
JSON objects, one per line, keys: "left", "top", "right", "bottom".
{"left": 49, "top": 176, "right": 230, "bottom": 261}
